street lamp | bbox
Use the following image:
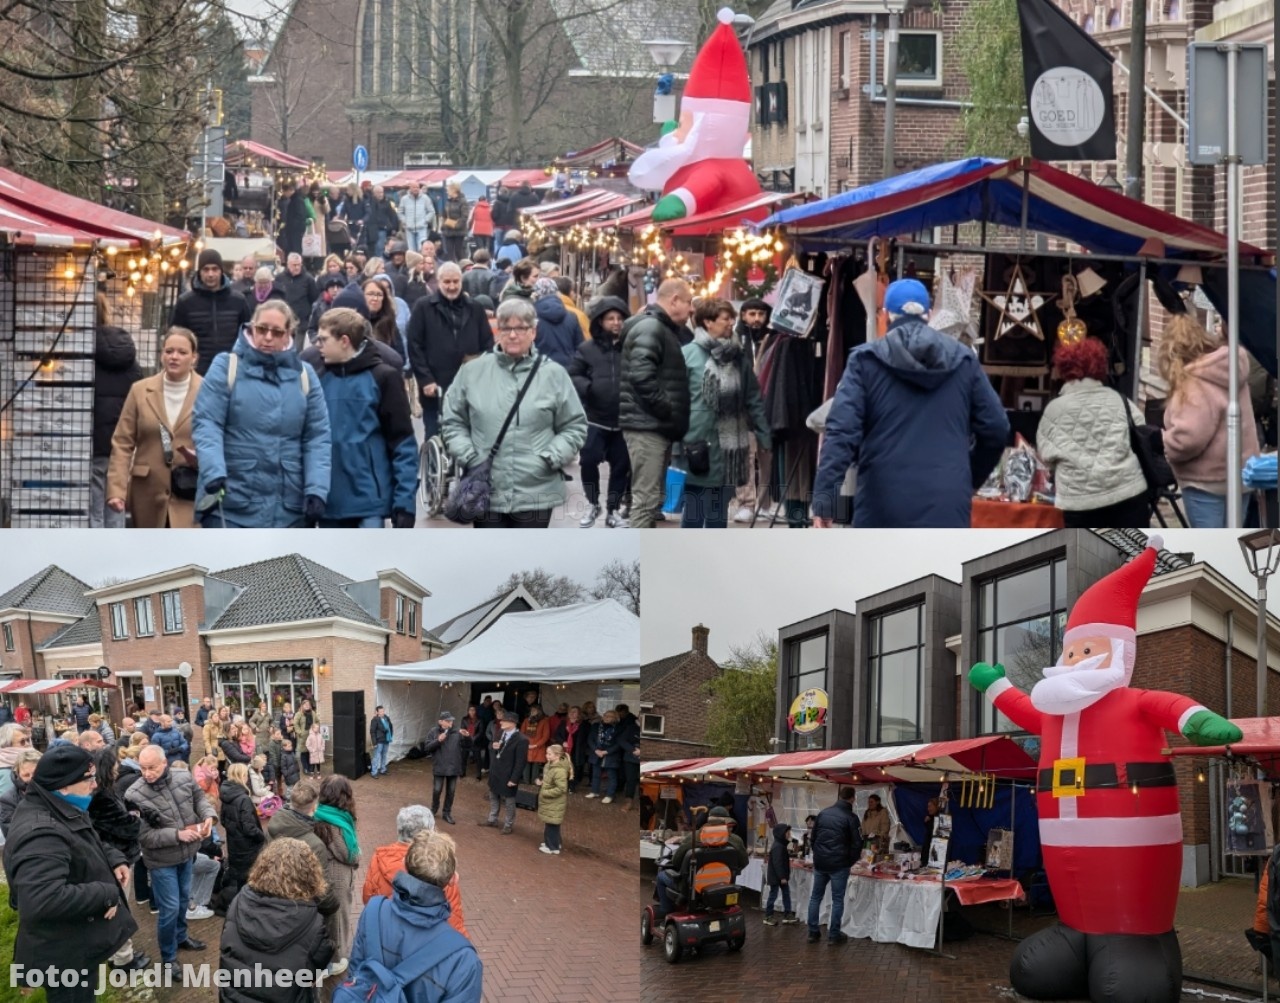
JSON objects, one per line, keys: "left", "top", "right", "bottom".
{"left": 643, "top": 39, "right": 689, "bottom": 124}
{"left": 881, "top": 0, "right": 909, "bottom": 179}
{"left": 1239, "top": 529, "right": 1280, "bottom": 717}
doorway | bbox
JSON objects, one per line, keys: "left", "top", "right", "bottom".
{"left": 158, "top": 674, "right": 190, "bottom": 717}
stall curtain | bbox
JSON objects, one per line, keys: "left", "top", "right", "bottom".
{"left": 892, "top": 783, "right": 1041, "bottom": 873}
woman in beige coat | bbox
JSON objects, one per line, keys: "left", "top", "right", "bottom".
{"left": 107, "top": 327, "right": 203, "bottom": 528}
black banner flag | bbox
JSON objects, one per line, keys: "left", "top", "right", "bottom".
{"left": 1018, "top": 0, "right": 1117, "bottom": 161}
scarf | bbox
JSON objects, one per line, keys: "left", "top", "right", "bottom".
{"left": 694, "top": 331, "right": 751, "bottom": 487}
{"left": 314, "top": 803, "right": 360, "bottom": 860}
{"left": 0, "top": 746, "right": 25, "bottom": 770}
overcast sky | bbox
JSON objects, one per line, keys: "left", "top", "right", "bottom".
{"left": 3, "top": 531, "right": 636, "bottom": 630}
{"left": 641, "top": 530, "right": 1280, "bottom": 663}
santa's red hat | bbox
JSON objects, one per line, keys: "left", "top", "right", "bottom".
{"left": 683, "top": 8, "right": 751, "bottom": 107}
{"left": 1063, "top": 534, "right": 1162, "bottom": 645}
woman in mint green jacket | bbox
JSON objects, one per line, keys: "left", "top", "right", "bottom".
{"left": 442, "top": 297, "right": 587, "bottom": 527}
{"left": 680, "top": 298, "right": 771, "bottom": 528}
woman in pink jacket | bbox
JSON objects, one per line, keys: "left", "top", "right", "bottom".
{"left": 1159, "top": 314, "right": 1259, "bottom": 527}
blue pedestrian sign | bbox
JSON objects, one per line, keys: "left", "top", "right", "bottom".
{"left": 353, "top": 145, "right": 369, "bottom": 171}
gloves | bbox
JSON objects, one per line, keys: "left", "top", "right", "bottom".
{"left": 968, "top": 662, "right": 1006, "bottom": 693}
{"left": 204, "top": 477, "right": 226, "bottom": 496}
{"left": 1182, "top": 709, "right": 1243, "bottom": 746}
{"left": 303, "top": 495, "right": 326, "bottom": 528}
{"left": 391, "top": 509, "right": 416, "bottom": 529}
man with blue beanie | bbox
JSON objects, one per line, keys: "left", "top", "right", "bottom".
{"left": 812, "top": 277, "right": 1009, "bottom": 527}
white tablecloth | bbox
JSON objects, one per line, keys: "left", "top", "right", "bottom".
{"left": 740, "top": 857, "right": 764, "bottom": 893}
{"left": 788, "top": 868, "right": 943, "bottom": 949}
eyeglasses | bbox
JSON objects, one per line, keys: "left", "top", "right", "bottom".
{"left": 252, "top": 324, "right": 290, "bottom": 339}
{"left": 314, "top": 333, "right": 333, "bottom": 344}
{"left": 497, "top": 325, "right": 533, "bottom": 334}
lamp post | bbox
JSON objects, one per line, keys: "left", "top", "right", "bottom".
{"left": 643, "top": 39, "right": 689, "bottom": 124}
{"left": 1239, "top": 529, "right": 1280, "bottom": 717}
{"left": 882, "top": 0, "right": 909, "bottom": 179}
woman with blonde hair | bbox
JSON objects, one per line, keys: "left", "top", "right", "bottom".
{"left": 322, "top": 253, "right": 345, "bottom": 278}
{"left": 536, "top": 743, "right": 571, "bottom": 856}
{"left": 221, "top": 762, "right": 266, "bottom": 901}
{"left": 219, "top": 838, "right": 334, "bottom": 997}
{"left": 1158, "top": 312, "right": 1259, "bottom": 527}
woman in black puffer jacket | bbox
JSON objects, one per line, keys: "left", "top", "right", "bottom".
{"left": 221, "top": 763, "right": 266, "bottom": 902}
{"left": 569, "top": 296, "right": 631, "bottom": 528}
{"left": 88, "top": 748, "right": 151, "bottom": 971}
{"left": 92, "top": 295, "right": 143, "bottom": 528}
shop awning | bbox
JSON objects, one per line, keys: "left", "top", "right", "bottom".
{"left": 558, "top": 138, "right": 645, "bottom": 171}
{"left": 0, "top": 678, "right": 113, "bottom": 694}
{"left": 592, "top": 203, "right": 657, "bottom": 231}
{"left": 665, "top": 191, "right": 799, "bottom": 237}
{"left": 520, "top": 187, "right": 611, "bottom": 218}
{"left": 536, "top": 191, "right": 641, "bottom": 229}
{"left": 225, "top": 140, "right": 311, "bottom": 170}
{"left": 1164, "top": 716, "right": 1280, "bottom": 779}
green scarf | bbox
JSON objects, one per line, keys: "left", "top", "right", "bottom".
{"left": 314, "top": 803, "right": 360, "bottom": 860}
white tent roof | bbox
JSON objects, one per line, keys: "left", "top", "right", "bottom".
{"left": 375, "top": 599, "right": 638, "bottom": 683}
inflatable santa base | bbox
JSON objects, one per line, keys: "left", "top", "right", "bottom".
{"left": 1011, "top": 924, "right": 1182, "bottom": 1003}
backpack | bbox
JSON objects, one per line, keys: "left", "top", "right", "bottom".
{"left": 334, "top": 898, "right": 475, "bottom": 1003}
{"left": 226, "top": 351, "right": 310, "bottom": 395}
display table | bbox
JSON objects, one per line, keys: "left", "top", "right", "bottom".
{"left": 740, "top": 857, "right": 764, "bottom": 894}
{"left": 971, "top": 499, "right": 1064, "bottom": 528}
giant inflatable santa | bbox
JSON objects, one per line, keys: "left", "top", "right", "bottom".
{"left": 629, "top": 8, "right": 762, "bottom": 223}
{"left": 970, "top": 536, "right": 1241, "bottom": 1003}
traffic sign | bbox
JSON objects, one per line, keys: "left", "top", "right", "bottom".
{"left": 353, "top": 145, "right": 369, "bottom": 171}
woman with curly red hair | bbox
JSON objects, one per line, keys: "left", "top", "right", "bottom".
{"left": 1035, "top": 337, "right": 1150, "bottom": 527}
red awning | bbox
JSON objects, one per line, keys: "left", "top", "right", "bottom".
{"left": 0, "top": 678, "right": 113, "bottom": 694}
{"left": 225, "top": 140, "right": 311, "bottom": 170}
{"left": 537, "top": 191, "right": 640, "bottom": 229}
{"left": 665, "top": 191, "right": 799, "bottom": 236}
{"left": 593, "top": 204, "right": 656, "bottom": 231}
{"left": 520, "top": 188, "right": 609, "bottom": 218}
{"left": 557, "top": 138, "right": 644, "bottom": 170}
{"left": 500, "top": 169, "right": 553, "bottom": 189}
{"left": 1164, "top": 717, "right": 1280, "bottom": 778}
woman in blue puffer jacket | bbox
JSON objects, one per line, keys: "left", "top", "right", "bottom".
{"left": 530, "top": 277, "right": 583, "bottom": 367}
{"left": 192, "top": 300, "right": 332, "bottom": 528}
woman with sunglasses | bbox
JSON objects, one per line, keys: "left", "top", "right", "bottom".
{"left": 192, "top": 301, "right": 332, "bottom": 528}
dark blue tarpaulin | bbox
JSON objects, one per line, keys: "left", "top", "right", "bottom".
{"left": 893, "top": 782, "right": 1041, "bottom": 873}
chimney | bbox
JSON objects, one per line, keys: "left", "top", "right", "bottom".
{"left": 692, "top": 624, "right": 709, "bottom": 656}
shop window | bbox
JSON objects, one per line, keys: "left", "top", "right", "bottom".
{"left": 110, "top": 602, "right": 128, "bottom": 640}
{"left": 216, "top": 664, "right": 260, "bottom": 718}
{"left": 867, "top": 604, "right": 923, "bottom": 744}
{"left": 784, "top": 631, "right": 828, "bottom": 750}
{"left": 2, "top": 624, "right": 12, "bottom": 651}
{"left": 884, "top": 31, "right": 942, "bottom": 88}
{"left": 134, "top": 597, "right": 154, "bottom": 637}
{"left": 161, "top": 590, "right": 184, "bottom": 633}
{"left": 267, "top": 662, "right": 316, "bottom": 717}
{"left": 976, "top": 557, "right": 1068, "bottom": 734}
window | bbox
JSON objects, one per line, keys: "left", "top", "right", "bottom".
{"left": 110, "top": 602, "right": 128, "bottom": 640}
{"left": 1, "top": 624, "right": 12, "bottom": 651}
{"left": 867, "top": 604, "right": 923, "bottom": 744}
{"left": 266, "top": 662, "right": 315, "bottom": 716}
{"left": 1083, "top": 14, "right": 1095, "bottom": 31}
{"left": 1107, "top": 7, "right": 1122, "bottom": 27}
{"left": 758, "top": 43, "right": 771, "bottom": 83}
{"left": 357, "top": 0, "right": 476, "bottom": 99}
{"left": 976, "top": 558, "right": 1068, "bottom": 734}
{"left": 134, "top": 597, "right": 154, "bottom": 637}
{"left": 641, "top": 712, "right": 666, "bottom": 737}
{"left": 784, "top": 632, "right": 828, "bottom": 750}
{"left": 161, "top": 590, "right": 184, "bottom": 633}
{"left": 838, "top": 30, "right": 850, "bottom": 90}
{"left": 395, "top": 595, "right": 405, "bottom": 634}
{"left": 408, "top": 601, "right": 417, "bottom": 637}
{"left": 884, "top": 31, "right": 942, "bottom": 88}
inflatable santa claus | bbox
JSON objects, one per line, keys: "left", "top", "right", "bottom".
{"left": 970, "top": 535, "right": 1241, "bottom": 1003}
{"left": 629, "top": 8, "right": 762, "bottom": 223}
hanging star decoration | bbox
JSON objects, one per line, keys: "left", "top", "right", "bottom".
{"left": 980, "top": 261, "right": 1049, "bottom": 341}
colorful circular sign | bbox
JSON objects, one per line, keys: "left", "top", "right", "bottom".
{"left": 787, "top": 688, "right": 829, "bottom": 734}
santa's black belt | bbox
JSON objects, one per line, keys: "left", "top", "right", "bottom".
{"left": 1036, "top": 762, "right": 1176, "bottom": 794}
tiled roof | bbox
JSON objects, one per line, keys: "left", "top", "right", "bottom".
{"left": 553, "top": 0, "right": 703, "bottom": 77}
{"left": 207, "top": 555, "right": 383, "bottom": 630}
{"left": 0, "top": 566, "right": 94, "bottom": 617}
{"left": 39, "top": 612, "right": 103, "bottom": 650}
{"left": 642, "top": 651, "right": 695, "bottom": 691}
{"left": 1094, "top": 529, "right": 1193, "bottom": 577}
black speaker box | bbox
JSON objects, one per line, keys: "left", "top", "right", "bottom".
{"left": 332, "top": 741, "right": 367, "bottom": 780}
{"left": 332, "top": 691, "right": 365, "bottom": 720}
{"left": 515, "top": 788, "right": 538, "bottom": 811}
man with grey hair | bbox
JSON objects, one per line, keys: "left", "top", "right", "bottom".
{"left": 276, "top": 252, "right": 318, "bottom": 347}
{"left": 406, "top": 260, "right": 493, "bottom": 438}
{"left": 361, "top": 805, "right": 470, "bottom": 935}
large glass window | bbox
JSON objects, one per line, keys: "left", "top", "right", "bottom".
{"left": 868, "top": 604, "right": 923, "bottom": 744}
{"left": 785, "top": 631, "right": 828, "bottom": 750}
{"left": 267, "top": 662, "right": 316, "bottom": 716}
{"left": 408, "top": 601, "right": 417, "bottom": 637}
{"left": 110, "top": 603, "right": 128, "bottom": 640}
{"left": 977, "top": 558, "right": 1068, "bottom": 733}
{"left": 134, "top": 597, "right": 154, "bottom": 637}
{"left": 216, "top": 664, "right": 261, "bottom": 718}
{"left": 161, "top": 590, "right": 184, "bottom": 633}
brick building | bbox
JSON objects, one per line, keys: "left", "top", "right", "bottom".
{"left": 773, "top": 528, "right": 1280, "bottom": 887}
{"left": 640, "top": 624, "right": 723, "bottom": 760}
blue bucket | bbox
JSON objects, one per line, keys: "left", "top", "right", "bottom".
{"left": 662, "top": 466, "right": 686, "bottom": 513}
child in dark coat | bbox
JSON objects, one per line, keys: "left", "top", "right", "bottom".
{"left": 763, "top": 822, "right": 797, "bottom": 925}
{"left": 280, "top": 739, "right": 302, "bottom": 796}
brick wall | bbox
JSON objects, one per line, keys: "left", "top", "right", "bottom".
{"left": 639, "top": 648, "right": 721, "bottom": 761}
{"left": 381, "top": 588, "right": 422, "bottom": 664}
{"left": 2, "top": 618, "right": 45, "bottom": 677}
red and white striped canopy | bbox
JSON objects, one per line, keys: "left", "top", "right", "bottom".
{"left": 0, "top": 678, "right": 113, "bottom": 694}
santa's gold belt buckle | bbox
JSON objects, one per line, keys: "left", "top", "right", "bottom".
{"left": 1052, "top": 757, "right": 1086, "bottom": 797}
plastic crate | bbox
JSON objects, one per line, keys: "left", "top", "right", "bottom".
{"left": 12, "top": 384, "right": 93, "bottom": 411}
{"left": 10, "top": 434, "right": 91, "bottom": 461}
{"left": 11, "top": 410, "right": 92, "bottom": 436}
{"left": 14, "top": 325, "right": 95, "bottom": 357}
{"left": 14, "top": 303, "right": 95, "bottom": 329}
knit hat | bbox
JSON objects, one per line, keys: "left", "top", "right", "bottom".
{"left": 682, "top": 9, "right": 751, "bottom": 108}
{"left": 532, "top": 277, "right": 560, "bottom": 302}
{"left": 332, "top": 282, "right": 370, "bottom": 319}
{"left": 1064, "top": 535, "right": 1162, "bottom": 648}
{"left": 884, "top": 279, "right": 931, "bottom": 318}
{"left": 472, "top": 294, "right": 495, "bottom": 312}
{"left": 317, "top": 272, "right": 347, "bottom": 292}
{"left": 707, "top": 806, "right": 735, "bottom": 823}
{"left": 438, "top": 711, "right": 455, "bottom": 722}
{"left": 33, "top": 744, "right": 94, "bottom": 791}
{"left": 196, "top": 248, "right": 223, "bottom": 271}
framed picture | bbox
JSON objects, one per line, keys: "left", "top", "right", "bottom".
{"left": 1016, "top": 392, "right": 1048, "bottom": 413}
{"left": 934, "top": 813, "right": 953, "bottom": 837}
{"left": 772, "top": 267, "right": 825, "bottom": 338}
{"left": 927, "top": 836, "right": 949, "bottom": 870}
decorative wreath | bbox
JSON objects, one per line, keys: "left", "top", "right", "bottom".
{"left": 733, "top": 256, "right": 779, "bottom": 299}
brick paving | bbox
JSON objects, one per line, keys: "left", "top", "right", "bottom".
{"left": 118, "top": 758, "right": 636, "bottom": 1002}
{"left": 640, "top": 863, "right": 1268, "bottom": 1002}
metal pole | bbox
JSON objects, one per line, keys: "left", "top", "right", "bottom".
{"left": 1224, "top": 43, "right": 1243, "bottom": 528}
{"left": 882, "top": 8, "right": 900, "bottom": 179}
{"left": 1274, "top": 13, "right": 1279, "bottom": 415}
{"left": 1257, "top": 577, "right": 1268, "bottom": 717}
{"left": 1131, "top": 258, "right": 1148, "bottom": 403}
{"left": 1124, "top": 0, "right": 1147, "bottom": 199}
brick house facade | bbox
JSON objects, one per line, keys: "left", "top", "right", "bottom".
{"left": 640, "top": 624, "right": 723, "bottom": 761}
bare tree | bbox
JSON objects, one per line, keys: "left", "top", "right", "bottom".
{"left": 590, "top": 559, "right": 640, "bottom": 616}
{"left": 488, "top": 569, "right": 587, "bottom": 608}
{"left": 258, "top": 23, "right": 345, "bottom": 154}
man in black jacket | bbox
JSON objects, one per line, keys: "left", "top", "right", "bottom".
{"left": 369, "top": 705, "right": 394, "bottom": 778}
{"left": 570, "top": 296, "right": 630, "bottom": 528}
{"left": 423, "top": 711, "right": 465, "bottom": 825}
{"left": 509, "top": 181, "right": 540, "bottom": 216}
{"left": 619, "top": 278, "right": 693, "bottom": 528}
{"left": 806, "top": 785, "right": 862, "bottom": 945}
{"left": 406, "top": 262, "right": 494, "bottom": 438}
{"left": 490, "top": 187, "right": 514, "bottom": 253}
{"left": 6, "top": 745, "right": 140, "bottom": 998}
{"left": 171, "top": 248, "right": 253, "bottom": 377}
{"left": 92, "top": 302, "right": 143, "bottom": 524}
{"left": 480, "top": 712, "right": 527, "bottom": 835}
{"left": 275, "top": 253, "right": 318, "bottom": 344}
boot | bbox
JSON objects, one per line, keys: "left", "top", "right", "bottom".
{"left": 621, "top": 798, "right": 635, "bottom": 812}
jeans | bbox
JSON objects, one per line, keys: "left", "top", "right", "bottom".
{"left": 765, "top": 882, "right": 792, "bottom": 916}
{"left": 370, "top": 228, "right": 388, "bottom": 258}
{"left": 543, "top": 822, "right": 562, "bottom": 851}
{"left": 371, "top": 741, "right": 390, "bottom": 775}
{"left": 654, "top": 868, "right": 678, "bottom": 919}
{"left": 432, "top": 774, "right": 457, "bottom": 814}
{"left": 1181, "top": 485, "right": 1229, "bottom": 528}
{"left": 487, "top": 788, "right": 517, "bottom": 828}
{"left": 189, "top": 852, "right": 221, "bottom": 908}
{"left": 580, "top": 426, "right": 631, "bottom": 511}
{"left": 807, "top": 867, "right": 850, "bottom": 939}
{"left": 623, "top": 429, "right": 669, "bottom": 529}
{"left": 150, "top": 857, "right": 194, "bottom": 961}
{"left": 90, "top": 456, "right": 125, "bottom": 529}
{"left": 406, "top": 229, "right": 428, "bottom": 253}
{"left": 470, "top": 740, "right": 488, "bottom": 776}
{"left": 681, "top": 483, "right": 734, "bottom": 528}
{"left": 318, "top": 515, "right": 385, "bottom": 528}
{"left": 591, "top": 764, "right": 618, "bottom": 798}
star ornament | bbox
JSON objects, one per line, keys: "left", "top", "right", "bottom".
{"left": 980, "top": 262, "right": 1049, "bottom": 341}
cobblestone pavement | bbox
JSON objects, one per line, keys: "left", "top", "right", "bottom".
{"left": 116, "top": 759, "right": 636, "bottom": 1002}
{"left": 639, "top": 863, "right": 1266, "bottom": 1003}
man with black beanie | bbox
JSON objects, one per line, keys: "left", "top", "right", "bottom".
{"left": 732, "top": 297, "right": 773, "bottom": 522}
{"left": 171, "top": 248, "right": 253, "bottom": 376}
{"left": 423, "top": 711, "right": 465, "bottom": 824}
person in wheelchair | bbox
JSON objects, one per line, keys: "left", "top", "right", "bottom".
{"left": 654, "top": 806, "right": 748, "bottom": 921}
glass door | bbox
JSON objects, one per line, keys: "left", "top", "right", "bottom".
{"left": 159, "top": 676, "right": 190, "bottom": 717}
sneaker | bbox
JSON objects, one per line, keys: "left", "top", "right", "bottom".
{"left": 807, "top": 932, "right": 821, "bottom": 944}
{"left": 762, "top": 915, "right": 779, "bottom": 926}
{"left": 654, "top": 510, "right": 667, "bottom": 522}
{"left": 500, "top": 825, "right": 514, "bottom": 835}
{"left": 186, "top": 906, "right": 215, "bottom": 921}
{"left": 579, "top": 504, "right": 601, "bottom": 528}
{"left": 601, "top": 796, "right": 613, "bottom": 804}
{"left": 782, "top": 913, "right": 800, "bottom": 925}
{"left": 326, "top": 959, "right": 348, "bottom": 977}
{"left": 149, "top": 904, "right": 160, "bottom": 915}
{"left": 733, "top": 505, "right": 754, "bottom": 524}
{"left": 584, "top": 792, "right": 598, "bottom": 799}
{"left": 539, "top": 845, "right": 557, "bottom": 854}
{"left": 605, "top": 511, "right": 627, "bottom": 528}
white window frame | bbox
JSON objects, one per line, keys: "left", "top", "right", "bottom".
{"left": 883, "top": 30, "right": 943, "bottom": 89}
{"left": 395, "top": 595, "right": 406, "bottom": 634}
{"left": 1, "top": 623, "right": 12, "bottom": 651}
{"left": 408, "top": 601, "right": 417, "bottom": 637}
{"left": 161, "top": 590, "right": 184, "bottom": 634}
{"left": 641, "top": 711, "right": 666, "bottom": 737}
{"left": 110, "top": 602, "right": 129, "bottom": 640}
{"left": 134, "top": 597, "right": 155, "bottom": 637}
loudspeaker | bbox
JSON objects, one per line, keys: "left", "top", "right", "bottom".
{"left": 332, "top": 691, "right": 365, "bottom": 720}
{"left": 331, "top": 690, "right": 367, "bottom": 780}
{"left": 332, "top": 740, "right": 367, "bottom": 780}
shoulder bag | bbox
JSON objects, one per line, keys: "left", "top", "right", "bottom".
{"left": 444, "top": 356, "right": 544, "bottom": 524}
{"left": 1113, "top": 387, "right": 1172, "bottom": 502}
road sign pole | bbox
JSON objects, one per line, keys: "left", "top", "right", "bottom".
{"left": 1224, "top": 43, "right": 1242, "bottom": 529}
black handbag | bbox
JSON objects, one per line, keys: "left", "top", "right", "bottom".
{"left": 1114, "top": 388, "right": 1173, "bottom": 501}
{"left": 444, "top": 356, "right": 544, "bottom": 524}
{"left": 170, "top": 465, "right": 199, "bottom": 501}
{"left": 685, "top": 440, "right": 711, "bottom": 476}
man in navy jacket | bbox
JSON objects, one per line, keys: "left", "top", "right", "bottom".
{"left": 806, "top": 786, "right": 863, "bottom": 944}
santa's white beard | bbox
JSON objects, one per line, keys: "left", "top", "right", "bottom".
{"left": 630, "top": 128, "right": 699, "bottom": 191}
{"left": 1029, "top": 652, "right": 1127, "bottom": 715}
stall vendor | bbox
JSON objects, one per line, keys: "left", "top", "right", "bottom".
{"left": 862, "top": 794, "right": 891, "bottom": 850}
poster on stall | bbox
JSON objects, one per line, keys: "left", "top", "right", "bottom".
{"left": 927, "top": 836, "right": 950, "bottom": 870}
{"left": 1226, "top": 778, "right": 1272, "bottom": 853}
{"left": 144, "top": 686, "right": 155, "bottom": 703}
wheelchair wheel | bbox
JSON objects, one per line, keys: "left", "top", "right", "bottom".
{"left": 419, "top": 436, "right": 449, "bottom": 517}
{"left": 727, "top": 935, "right": 745, "bottom": 952}
{"left": 662, "top": 923, "right": 683, "bottom": 964}
{"left": 641, "top": 909, "right": 654, "bottom": 946}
